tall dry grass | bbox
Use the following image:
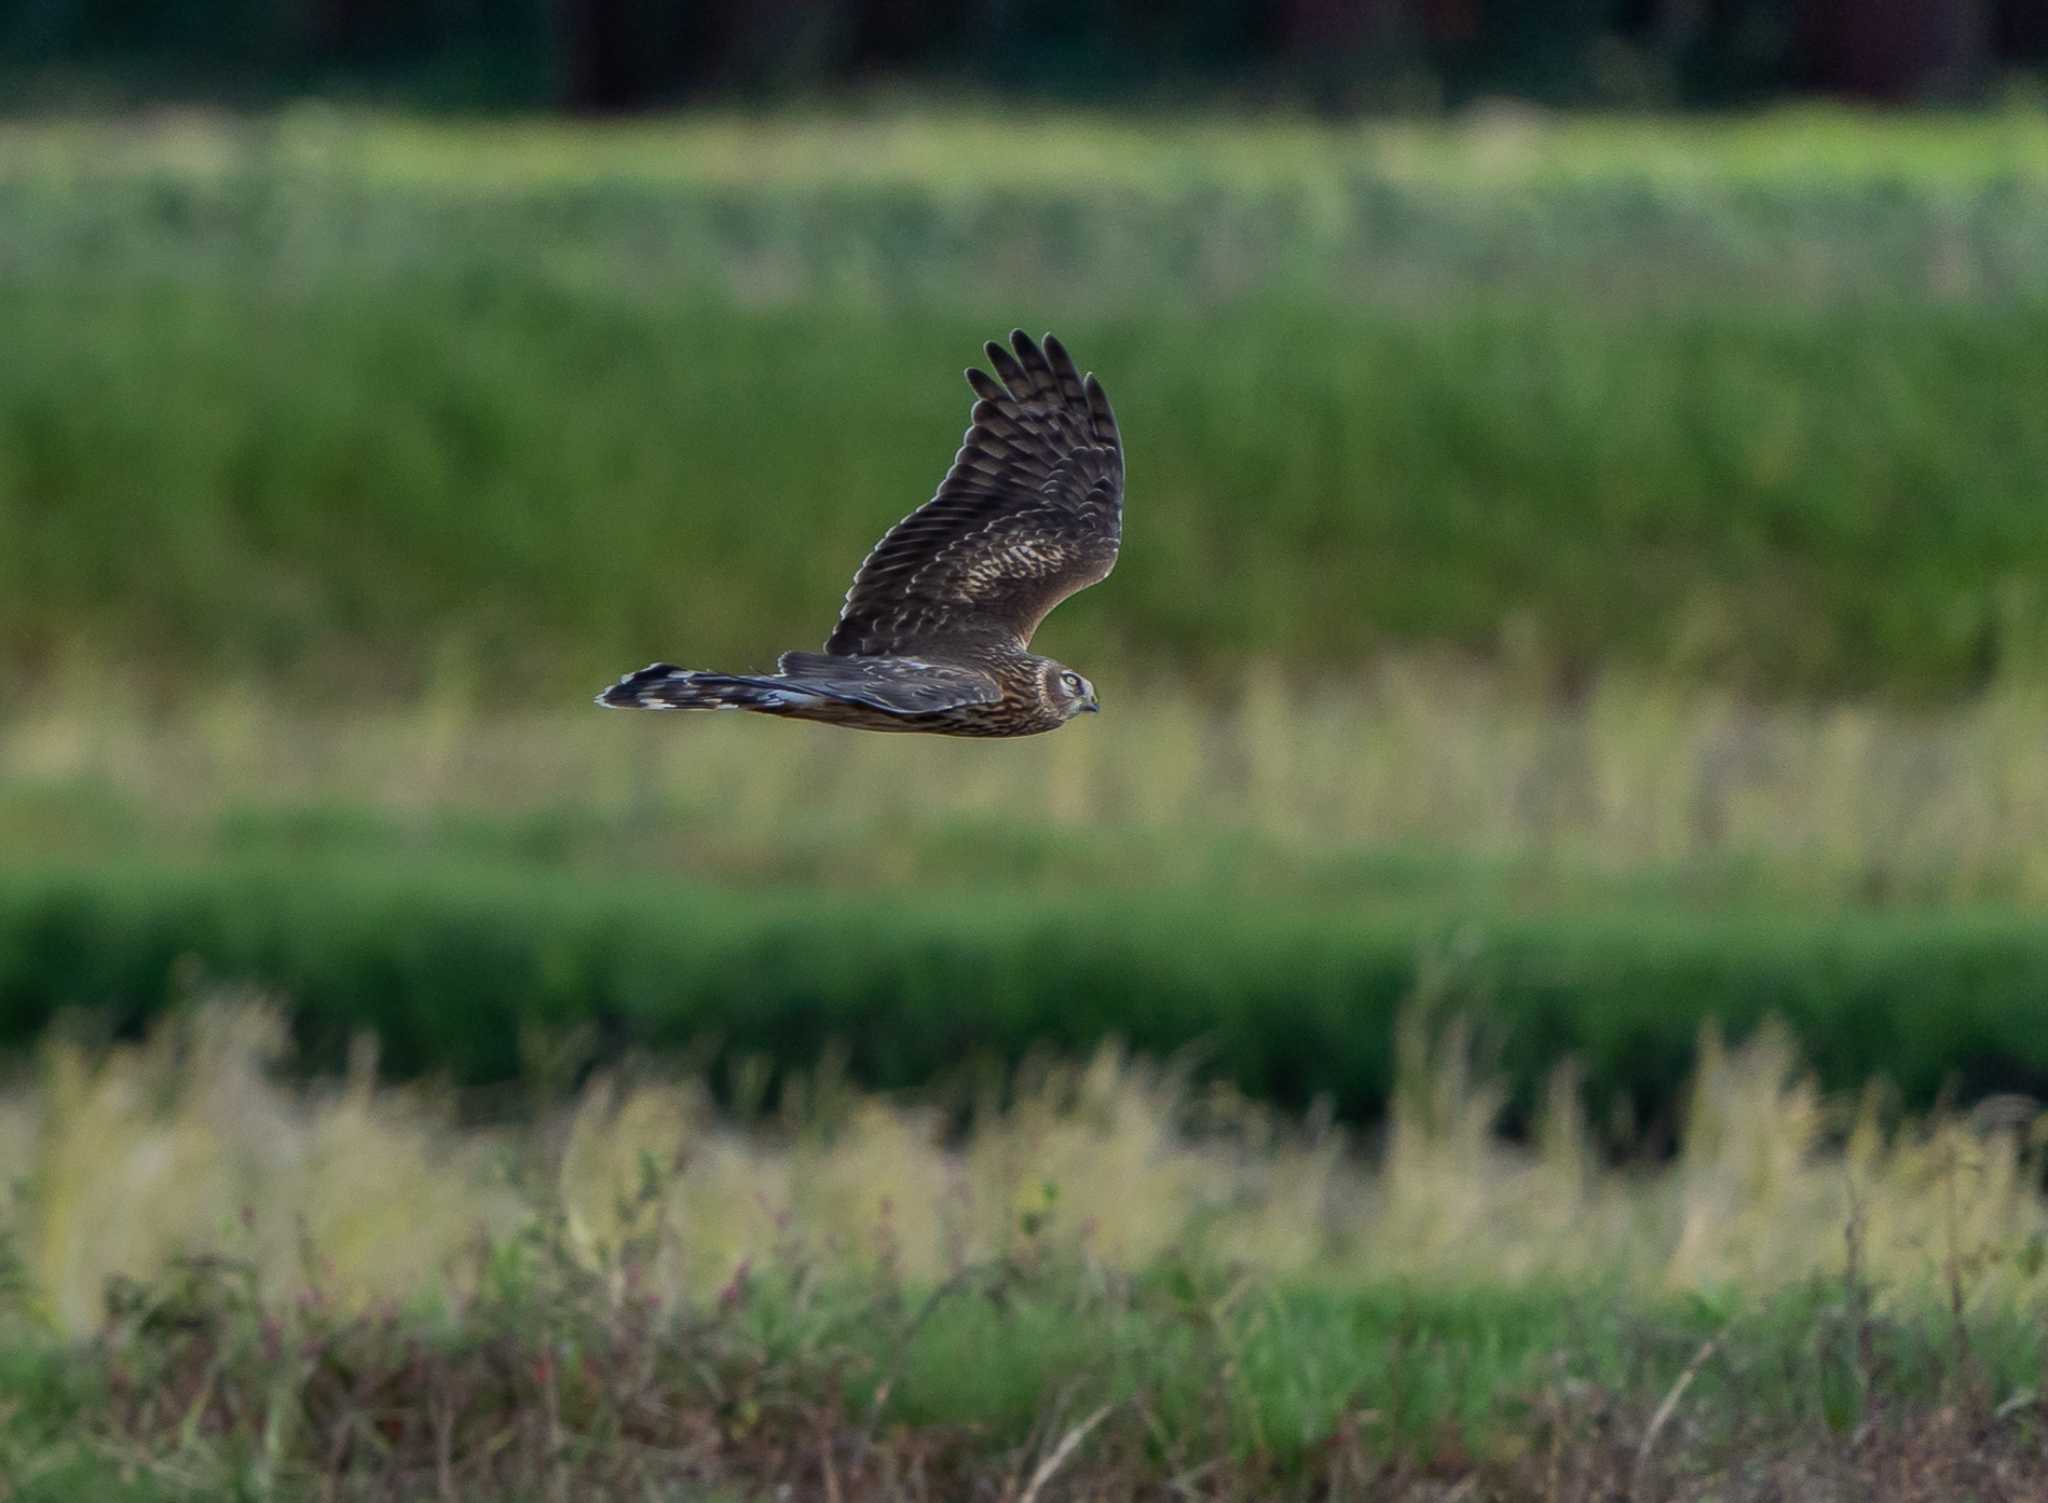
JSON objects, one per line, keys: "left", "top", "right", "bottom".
{"left": 10, "top": 668, "right": 2048, "bottom": 900}
{"left": 4, "top": 1000, "right": 2043, "bottom": 1337}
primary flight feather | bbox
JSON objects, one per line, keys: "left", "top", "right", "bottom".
{"left": 597, "top": 330, "right": 1122, "bottom": 737}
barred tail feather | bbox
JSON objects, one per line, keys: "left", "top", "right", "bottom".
{"left": 596, "top": 663, "right": 816, "bottom": 712}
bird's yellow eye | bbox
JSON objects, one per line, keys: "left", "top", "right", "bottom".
{"left": 1061, "top": 672, "right": 1084, "bottom": 693}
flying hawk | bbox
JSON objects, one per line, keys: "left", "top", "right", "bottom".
{"left": 597, "top": 330, "right": 1122, "bottom": 737}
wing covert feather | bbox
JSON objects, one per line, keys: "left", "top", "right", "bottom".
{"left": 825, "top": 331, "right": 1123, "bottom": 656}
{"left": 772, "top": 651, "right": 1000, "bottom": 713}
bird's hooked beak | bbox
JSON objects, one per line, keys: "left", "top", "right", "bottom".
{"left": 1082, "top": 692, "right": 1100, "bottom": 714}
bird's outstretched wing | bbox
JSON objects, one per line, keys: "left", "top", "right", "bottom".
{"left": 825, "top": 330, "right": 1123, "bottom": 658}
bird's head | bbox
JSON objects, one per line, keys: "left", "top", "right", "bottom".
{"left": 1042, "top": 661, "right": 1100, "bottom": 719}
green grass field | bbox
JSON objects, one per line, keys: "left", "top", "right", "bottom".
{"left": 6, "top": 107, "right": 2048, "bottom": 1491}
{"left": 7, "top": 106, "right": 2047, "bottom": 1121}
{"left": 5, "top": 109, "right": 2048, "bottom": 697}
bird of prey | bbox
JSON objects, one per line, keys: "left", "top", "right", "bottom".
{"left": 597, "top": 330, "right": 1122, "bottom": 737}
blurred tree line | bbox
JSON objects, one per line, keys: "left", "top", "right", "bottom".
{"left": 3, "top": 0, "right": 2044, "bottom": 112}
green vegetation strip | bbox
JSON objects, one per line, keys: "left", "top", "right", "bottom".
{"left": 0, "top": 1254, "right": 2040, "bottom": 1500}
{"left": 9, "top": 108, "right": 2048, "bottom": 194}
{"left": 6, "top": 860, "right": 2048, "bottom": 1122}
{"left": 7, "top": 291, "right": 2048, "bottom": 699}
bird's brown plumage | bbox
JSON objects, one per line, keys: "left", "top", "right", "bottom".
{"left": 598, "top": 330, "right": 1122, "bottom": 738}
{"left": 827, "top": 330, "right": 1123, "bottom": 659}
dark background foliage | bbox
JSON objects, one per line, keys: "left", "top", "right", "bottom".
{"left": 5, "top": 0, "right": 2046, "bottom": 112}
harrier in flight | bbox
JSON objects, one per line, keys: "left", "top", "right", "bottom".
{"left": 598, "top": 330, "right": 1122, "bottom": 737}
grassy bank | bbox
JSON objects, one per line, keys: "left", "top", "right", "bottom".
{"left": 5, "top": 111, "right": 2048, "bottom": 697}
{"left": 5, "top": 1269, "right": 2041, "bottom": 1500}
{"left": 0, "top": 1004, "right": 2043, "bottom": 1498}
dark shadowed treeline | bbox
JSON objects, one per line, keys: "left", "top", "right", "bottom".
{"left": 4, "top": 0, "right": 2045, "bottom": 111}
